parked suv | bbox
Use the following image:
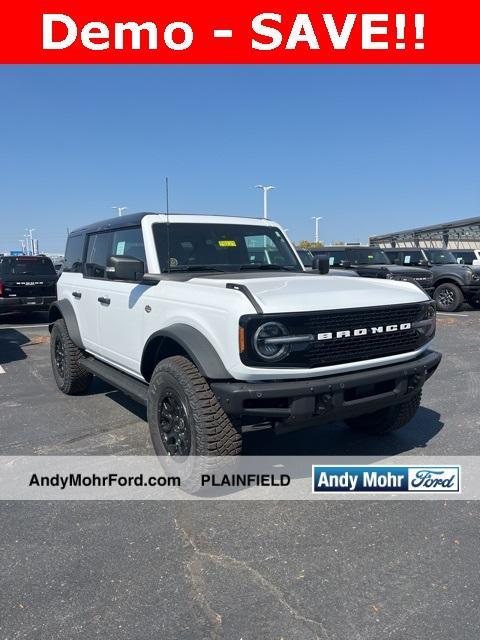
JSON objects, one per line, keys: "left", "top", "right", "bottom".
{"left": 0, "top": 255, "right": 57, "bottom": 314}
{"left": 319, "top": 246, "right": 434, "bottom": 294}
{"left": 383, "top": 248, "right": 480, "bottom": 312}
{"left": 296, "top": 248, "right": 359, "bottom": 278}
{"left": 49, "top": 213, "right": 441, "bottom": 481}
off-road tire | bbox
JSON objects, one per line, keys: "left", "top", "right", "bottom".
{"left": 433, "top": 282, "right": 464, "bottom": 312}
{"left": 147, "top": 356, "right": 242, "bottom": 491}
{"left": 345, "top": 391, "right": 422, "bottom": 435}
{"left": 50, "top": 319, "right": 92, "bottom": 395}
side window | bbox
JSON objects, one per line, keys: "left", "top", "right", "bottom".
{"left": 387, "top": 251, "right": 400, "bottom": 263}
{"left": 85, "top": 232, "right": 113, "bottom": 279}
{"left": 111, "top": 227, "right": 146, "bottom": 268}
{"left": 328, "top": 251, "right": 344, "bottom": 267}
{"left": 63, "top": 234, "right": 85, "bottom": 273}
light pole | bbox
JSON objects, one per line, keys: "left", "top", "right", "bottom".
{"left": 312, "top": 217, "right": 323, "bottom": 244}
{"left": 25, "top": 228, "right": 35, "bottom": 255}
{"left": 113, "top": 206, "right": 128, "bottom": 217}
{"left": 255, "top": 185, "right": 275, "bottom": 219}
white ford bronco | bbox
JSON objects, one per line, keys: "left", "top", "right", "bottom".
{"left": 49, "top": 212, "right": 441, "bottom": 464}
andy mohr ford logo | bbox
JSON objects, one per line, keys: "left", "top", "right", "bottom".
{"left": 317, "top": 323, "right": 412, "bottom": 341}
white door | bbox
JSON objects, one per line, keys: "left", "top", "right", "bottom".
{"left": 93, "top": 227, "right": 149, "bottom": 375}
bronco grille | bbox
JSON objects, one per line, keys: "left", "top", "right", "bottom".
{"left": 240, "top": 303, "right": 431, "bottom": 369}
{"left": 395, "top": 271, "right": 433, "bottom": 286}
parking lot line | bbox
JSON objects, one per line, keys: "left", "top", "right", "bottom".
{"left": 0, "top": 365, "right": 5, "bottom": 374}
{"left": 0, "top": 324, "right": 49, "bottom": 330}
{"left": 437, "top": 312, "right": 469, "bottom": 317}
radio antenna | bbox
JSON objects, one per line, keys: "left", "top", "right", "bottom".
{"left": 165, "top": 177, "right": 171, "bottom": 272}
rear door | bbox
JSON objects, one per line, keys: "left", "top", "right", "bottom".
{"left": 0, "top": 257, "right": 57, "bottom": 301}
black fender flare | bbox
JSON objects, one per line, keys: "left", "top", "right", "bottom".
{"left": 141, "top": 324, "right": 231, "bottom": 380}
{"left": 433, "top": 275, "right": 465, "bottom": 289}
{"left": 48, "top": 300, "right": 85, "bottom": 349}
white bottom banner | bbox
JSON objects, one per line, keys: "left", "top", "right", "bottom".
{"left": 0, "top": 455, "right": 477, "bottom": 500}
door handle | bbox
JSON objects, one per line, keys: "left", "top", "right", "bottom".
{"left": 72, "top": 291, "right": 82, "bottom": 299}
{"left": 97, "top": 296, "right": 111, "bottom": 305}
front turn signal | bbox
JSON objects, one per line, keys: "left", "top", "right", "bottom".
{"left": 239, "top": 326, "right": 246, "bottom": 353}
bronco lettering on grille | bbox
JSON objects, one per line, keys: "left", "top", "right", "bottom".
{"left": 317, "top": 323, "right": 412, "bottom": 341}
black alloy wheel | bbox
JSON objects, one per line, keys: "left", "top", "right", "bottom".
{"left": 437, "top": 287, "right": 455, "bottom": 307}
{"left": 158, "top": 388, "right": 191, "bottom": 456}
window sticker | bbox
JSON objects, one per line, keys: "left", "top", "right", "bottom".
{"left": 218, "top": 240, "right": 237, "bottom": 247}
{"left": 329, "top": 257, "right": 335, "bottom": 266}
{"left": 116, "top": 241, "right": 126, "bottom": 255}
{"left": 404, "top": 255, "right": 411, "bottom": 264}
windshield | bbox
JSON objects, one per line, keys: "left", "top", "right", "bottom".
{"left": 424, "top": 250, "right": 457, "bottom": 265}
{"left": 153, "top": 223, "right": 302, "bottom": 273}
{"left": 296, "top": 249, "right": 313, "bottom": 267}
{"left": 346, "top": 248, "right": 391, "bottom": 265}
{"left": 1, "top": 257, "right": 56, "bottom": 276}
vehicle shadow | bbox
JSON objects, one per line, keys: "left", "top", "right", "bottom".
{"left": 104, "top": 385, "right": 442, "bottom": 461}
{"left": 0, "top": 311, "right": 49, "bottom": 326}
{"left": 105, "top": 389, "right": 147, "bottom": 421}
{"left": 243, "top": 406, "right": 443, "bottom": 457}
{"left": 0, "top": 329, "right": 31, "bottom": 365}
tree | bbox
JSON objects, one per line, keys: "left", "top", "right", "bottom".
{"left": 297, "top": 240, "right": 324, "bottom": 249}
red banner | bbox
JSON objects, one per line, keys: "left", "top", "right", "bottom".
{"left": 0, "top": 1, "right": 478, "bottom": 63}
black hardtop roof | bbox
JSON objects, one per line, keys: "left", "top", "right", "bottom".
{"left": 322, "top": 245, "right": 384, "bottom": 250}
{"left": 70, "top": 212, "right": 151, "bottom": 236}
{"left": 383, "top": 247, "right": 424, "bottom": 252}
{"left": 69, "top": 212, "right": 264, "bottom": 237}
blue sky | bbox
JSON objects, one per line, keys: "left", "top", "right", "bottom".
{"left": 1, "top": 65, "right": 479, "bottom": 252}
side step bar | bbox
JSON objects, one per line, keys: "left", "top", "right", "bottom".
{"left": 80, "top": 356, "right": 148, "bottom": 406}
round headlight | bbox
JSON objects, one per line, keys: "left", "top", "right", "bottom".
{"left": 253, "top": 322, "right": 290, "bottom": 361}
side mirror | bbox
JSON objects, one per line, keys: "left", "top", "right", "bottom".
{"left": 106, "top": 255, "right": 145, "bottom": 281}
{"left": 418, "top": 259, "right": 429, "bottom": 267}
{"left": 312, "top": 254, "right": 330, "bottom": 275}
{"left": 340, "top": 259, "right": 352, "bottom": 269}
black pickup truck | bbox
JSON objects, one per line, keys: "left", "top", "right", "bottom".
{"left": 383, "top": 248, "right": 480, "bottom": 312}
{"left": 0, "top": 256, "right": 58, "bottom": 314}
{"left": 317, "top": 246, "right": 434, "bottom": 294}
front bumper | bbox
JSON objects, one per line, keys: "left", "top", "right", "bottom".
{"left": 211, "top": 350, "right": 441, "bottom": 425}
{"left": 0, "top": 296, "right": 56, "bottom": 313}
{"left": 462, "top": 284, "right": 480, "bottom": 300}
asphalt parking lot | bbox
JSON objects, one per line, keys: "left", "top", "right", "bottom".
{"left": 1, "top": 309, "right": 480, "bottom": 639}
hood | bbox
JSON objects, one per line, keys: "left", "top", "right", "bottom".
{"left": 359, "top": 264, "right": 428, "bottom": 274}
{"left": 190, "top": 273, "right": 427, "bottom": 314}
{"left": 433, "top": 263, "right": 476, "bottom": 275}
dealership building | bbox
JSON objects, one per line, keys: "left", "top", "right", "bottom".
{"left": 370, "top": 216, "right": 480, "bottom": 249}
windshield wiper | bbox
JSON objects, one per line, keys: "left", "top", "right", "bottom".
{"left": 238, "top": 264, "right": 298, "bottom": 271}
{"left": 168, "top": 265, "right": 227, "bottom": 273}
